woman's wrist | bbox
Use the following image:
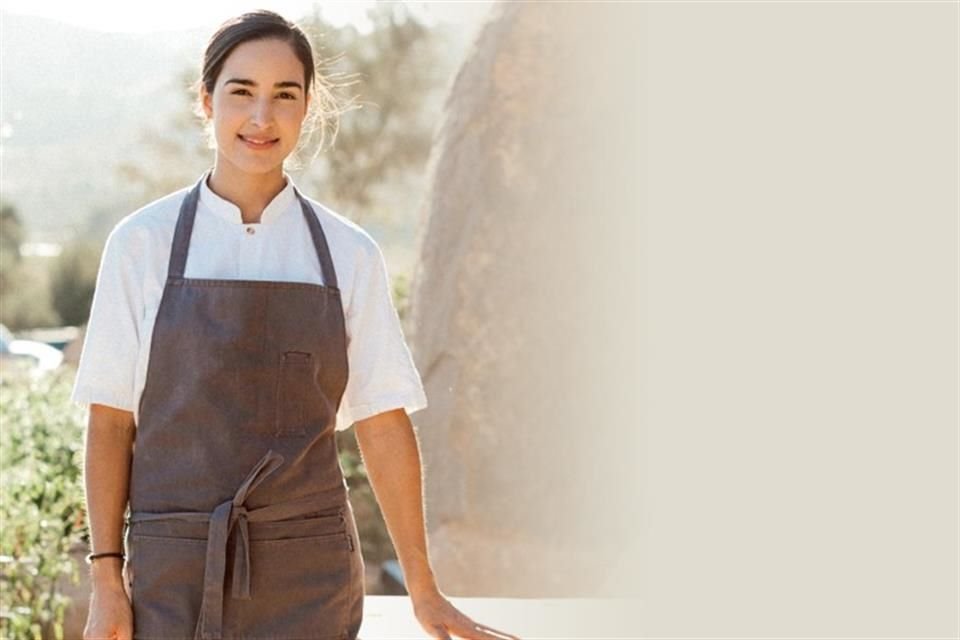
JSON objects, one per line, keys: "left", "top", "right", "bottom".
{"left": 89, "top": 557, "right": 126, "bottom": 591}
{"left": 405, "top": 568, "right": 441, "bottom": 599}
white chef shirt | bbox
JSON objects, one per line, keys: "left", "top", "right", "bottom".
{"left": 70, "top": 169, "right": 428, "bottom": 432}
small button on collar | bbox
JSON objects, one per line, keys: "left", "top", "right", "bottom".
{"left": 245, "top": 226, "right": 256, "bottom": 235}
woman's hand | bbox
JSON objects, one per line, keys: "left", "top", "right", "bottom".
{"left": 83, "top": 583, "right": 133, "bottom": 640}
{"left": 412, "top": 588, "right": 522, "bottom": 640}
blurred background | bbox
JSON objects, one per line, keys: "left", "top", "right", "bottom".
{"left": 1, "top": 2, "right": 645, "bottom": 637}
{"left": 3, "top": 1, "right": 958, "bottom": 639}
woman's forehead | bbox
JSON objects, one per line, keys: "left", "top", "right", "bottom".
{"left": 220, "top": 38, "right": 304, "bottom": 83}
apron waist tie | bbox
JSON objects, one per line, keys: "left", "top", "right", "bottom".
{"left": 128, "top": 449, "right": 348, "bottom": 640}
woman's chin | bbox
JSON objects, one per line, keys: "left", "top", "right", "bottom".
{"left": 221, "top": 151, "right": 286, "bottom": 175}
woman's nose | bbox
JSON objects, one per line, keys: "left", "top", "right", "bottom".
{"left": 250, "top": 98, "right": 273, "bottom": 126}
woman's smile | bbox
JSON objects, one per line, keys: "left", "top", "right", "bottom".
{"left": 238, "top": 134, "right": 279, "bottom": 150}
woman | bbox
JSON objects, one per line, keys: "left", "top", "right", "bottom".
{"left": 75, "top": 10, "right": 519, "bottom": 640}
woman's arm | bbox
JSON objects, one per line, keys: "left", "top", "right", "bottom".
{"left": 82, "top": 403, "right": 135, "bottom": 640}
{"left": 354, "top": 410, "right": 520, "bottom": 640}
{"left": 354, "top": 408, "right": 438, "bottom": 597}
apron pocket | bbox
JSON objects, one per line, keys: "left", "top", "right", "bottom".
{"left": 129, "top": 534, "right": 208, "bottom": 640}
{"left": 251, "top": 511, "right": 347, "bottom": 540}
{"left": 275, "top": 351, "right": 317, "bottom": 437}
{"left": 223, "top": 534, "right": 354, "bottom": 639}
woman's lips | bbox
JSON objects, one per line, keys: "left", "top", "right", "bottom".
{"left": 238, "top": 134, "right": 279, "bottom": 150}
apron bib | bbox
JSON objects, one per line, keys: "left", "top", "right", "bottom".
{"left": 124, "top": 173, "right": 364, "bottom": 640}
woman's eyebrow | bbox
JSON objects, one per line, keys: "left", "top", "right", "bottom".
{"left": 224, "top": 78, "right": 303, "bottom": 90}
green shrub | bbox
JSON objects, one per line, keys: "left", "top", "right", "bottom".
{"left": 0, "top": 365, "right": 87, "bottom": 640}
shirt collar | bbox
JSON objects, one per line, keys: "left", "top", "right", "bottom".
{"left": 198, "top": 168, "right": 298, "bottom": 226}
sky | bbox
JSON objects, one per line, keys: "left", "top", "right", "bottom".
{"left": 0, "top": 0, "right": 493, "bottom": 33}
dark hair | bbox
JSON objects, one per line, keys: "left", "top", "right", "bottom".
{"left": 201, "top": 10, "right": 315, "bottom": 98}
{"left": 191, "top": 10, "right": 354, "bottom": 163}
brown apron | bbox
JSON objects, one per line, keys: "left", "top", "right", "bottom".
{"left": 124, "top": 173, "right": 365, "bottom": 640}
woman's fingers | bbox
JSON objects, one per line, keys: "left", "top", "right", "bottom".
{"left": 445, "top": 617, "right": 523, "bottom": 640}
{"left": 472, "top": 622, "right": 522, "bottom": 640}
{"left": 413, "top": 589, "right": 522, "bottom": 640}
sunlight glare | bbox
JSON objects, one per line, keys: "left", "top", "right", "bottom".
{"left": 1, "top": 0, "right": 376, "bottom": 33}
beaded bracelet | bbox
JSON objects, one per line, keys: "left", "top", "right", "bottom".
{"left": 86, "top": 551, "right": 126, "bottom": 564}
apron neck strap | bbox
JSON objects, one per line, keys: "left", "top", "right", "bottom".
{"left": 293, "top": 187, "right": 339, "bottom": 290}
{"left": 166, "top": 174, "right": 340, "bottom": 290}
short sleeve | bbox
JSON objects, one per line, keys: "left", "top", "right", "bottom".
{"left": 336, "top": 238, "right": 428, "bottom": 430}
{"left": 70, "top": 225, "right": 143, "bottom": 413}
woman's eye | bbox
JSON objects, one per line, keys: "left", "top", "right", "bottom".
{"left": 228, "top": 89, "right": 296, "bottom": 99}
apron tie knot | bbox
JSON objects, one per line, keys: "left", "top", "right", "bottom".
{"left": 229, "top": 505, "right": 252, "bottom": 600}
{"left": 195, "top": 450, "right": 284, "bottom": 640}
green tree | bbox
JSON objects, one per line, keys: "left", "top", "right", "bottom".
{"left": 0, "top": 199, "right": 59, "bottom": 330}
{"left": 1, "top": 200, "right": 24, "bottom": 278}
{"left": 1, "top": 199, "right": 25, "bottom": 297}
{"left": 298, "top": 1, "right": 448, "bottom": 211}
{"left": 48, "top": 241, "right": 100, "bottom": 328}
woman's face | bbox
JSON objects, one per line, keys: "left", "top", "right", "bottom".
{"left": 201, "top": 38, "right": 310, "bottom": 176}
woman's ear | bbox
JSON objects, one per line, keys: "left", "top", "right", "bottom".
{"left": 201, "top": 85, "right": 213, "bottom": 120}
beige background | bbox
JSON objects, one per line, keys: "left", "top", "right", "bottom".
{"left": 546, "top": 1, "right": 957, "bottom": 636}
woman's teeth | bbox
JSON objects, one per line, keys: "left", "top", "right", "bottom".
{"left": 239, "top": 135, "right": 278, "bottom": 148}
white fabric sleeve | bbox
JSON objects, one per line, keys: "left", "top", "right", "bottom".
{"left": 336, "top": 237, "right": 428, "bottom": 430}
{"left": 70, "top": 224, "right": 143, "bottom": 413}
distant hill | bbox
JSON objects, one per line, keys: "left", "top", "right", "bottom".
{"left": 1, "top": 11, "right": 210, "bottom": 242}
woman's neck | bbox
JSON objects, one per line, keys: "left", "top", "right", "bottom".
{"left": 207, "top": 162, "right": 287, "bottom": 224}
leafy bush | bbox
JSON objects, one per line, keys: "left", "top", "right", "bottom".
{"left": 0, "top": 364, "right": 87, "bottom": 640}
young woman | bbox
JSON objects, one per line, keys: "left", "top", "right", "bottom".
{"left": 75, "top": 11, "right": 519, "bottom": 640}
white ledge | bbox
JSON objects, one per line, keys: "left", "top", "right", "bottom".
{"left": 360, "top": 595, "right": 642, "bottom": 639}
